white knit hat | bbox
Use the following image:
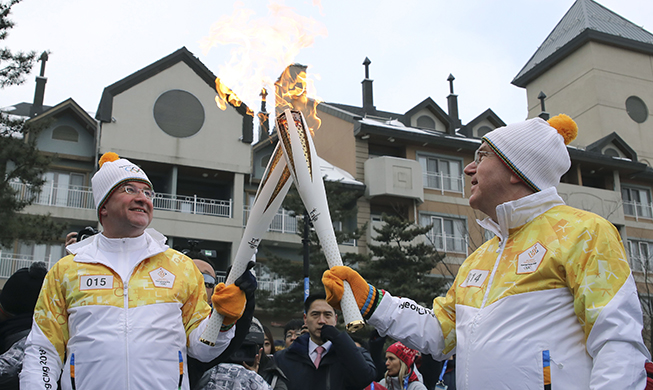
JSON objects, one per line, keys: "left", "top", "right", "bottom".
{"left": 92, "top": 152, "right": 152, "bottom": 220}
{"left": 482, "top": 114, "right": 578, "bottom": 192}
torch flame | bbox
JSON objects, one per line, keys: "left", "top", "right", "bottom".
{"left": 275, "top": 64, "right": 321, "bottom": 135}
{"left": 215, "top": 78, "right": 254, "bottom": 116}
{"left": 201, "top": 2, "right": 326, "bottom": 135}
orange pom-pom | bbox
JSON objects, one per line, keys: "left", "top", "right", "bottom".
{"left": 548, "top": 114, "right": 578, "bottom": 145}
{"left": 98, "top": 152, "right": 120, "bottom": 168}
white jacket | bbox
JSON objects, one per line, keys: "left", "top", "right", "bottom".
{"left": 370, "top": 188, "right": 650, "bottom": 390}
{"left": 20, "top": 229, "right": 234, "bottom": 390}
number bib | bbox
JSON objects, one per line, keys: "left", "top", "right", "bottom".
{"left": 80, "top": 275, "right": 114, "bottom": 290}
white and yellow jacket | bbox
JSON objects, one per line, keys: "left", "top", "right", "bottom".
{"left": 19, "top": 229, "right": 234, "bottom": 390}
{"left": 370, "top": 188, "right": 650, "bottom": 390}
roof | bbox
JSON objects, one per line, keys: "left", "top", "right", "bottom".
{"left": 586, "top": 131, "right": 637, "bottom": 160}
{"left": 321, "top": 101, "right": 400, "bottom": 121}
{"left": 1, "top": 102, "right": 53, "bottom": 118}
{"left": 458, "top": 108, "right": 506, "bottom": 138}
{"left": 401, "top": 97, "right": 455, "bottom": 134}
{"left": 95, "top": 47, "right": 253, "bottom": 142}
{"left": 513, "top": 0, "right": 653, "bottom": 87}
{"left": 318, "top": 156, "right": 363, "bottom": 187}
{"left": 28, "top": 98, "right": 97, "bottom": 134}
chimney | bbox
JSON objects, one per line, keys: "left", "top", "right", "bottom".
{"left": 362, "top": 57, "right": 376, "bottom": 116}
{"left": 258, "top": 87, "right": 270, "bottom": 141}
{"left": 30, "top": 52, "right": 49, "bottom": 118}
{"left": 537, "top": 91, "right": 550, "bottom": 120}
{"left": 446, "top": 74, "right": 461, "bottom": 129}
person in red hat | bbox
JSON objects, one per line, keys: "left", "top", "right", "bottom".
{"left": 379, "top": 342, "right": 426, "bottom": 390}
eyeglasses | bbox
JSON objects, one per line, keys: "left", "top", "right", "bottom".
{"left": 119, "top": 184, "right": 155, "bottom": 200}
{"left": 203, "top": 273, "right": 216, "bottom": 289}
{"left": 474, "top": 149, "right": 494, "bottom": 165}
{"left": 285, "top": 330, "right": 299, "bottom": 340}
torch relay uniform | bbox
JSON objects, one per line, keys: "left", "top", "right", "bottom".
{"left": 369, "top": 187, "right": 649, "bottom": 389}
{"left": 19, "top": 229, "right": 235, "bottom": 390}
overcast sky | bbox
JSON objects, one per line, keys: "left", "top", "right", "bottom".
{"left": 1, "top": 0, "right": 651, "bottom": 126}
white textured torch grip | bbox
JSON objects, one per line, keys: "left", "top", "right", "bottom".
{"left": 276, "top": 109, "right": 364, "bottom": 331}
{"left": 199, "top": 259, "right": 247, "bottom": 346}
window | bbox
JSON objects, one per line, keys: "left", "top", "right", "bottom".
{"left": 626, "top": 96, "right": 648, "bottom": 124}
{"left": 416, "top": 115, "right": 436, "bottom": 129}
{"left": 418, "top": 155, "right": 463, "bottom": 192}
{"left": 420, "top": 214, "right": 467, "bottom": 253}
{"left": 603, "top": 147, "right": 620, "bottom": 157}
{"left": 333, "top": 216, "right": 357, "bottom": 246}
{"left": 477, "top": 126, "right": 492, "bottom": 138}
{"left": 622, "top": 186, "right": 652, "bottom": 219}
{"left": 40, "top": 172, "right": 87, "bottom": 208}
{"left": 52, "top": 125, "right": 78, "bottom": 142}
{"left": 628, "top": 240, "right": 651, "bottom": 272}
{"left": 153, "top": 89, "right": 205, "bottom": 138}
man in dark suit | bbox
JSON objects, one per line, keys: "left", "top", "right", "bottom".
{"left": 274, "top": 293, "right": 376, "bottom": 390}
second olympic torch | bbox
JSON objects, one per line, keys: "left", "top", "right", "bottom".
{"left": 200, "top": 143, "right": 293, "bottom": 345}
{"left": 276, "top": 108, "right": 365, "bottom": 332}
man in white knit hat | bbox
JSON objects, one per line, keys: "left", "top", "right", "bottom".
{"left": 323, "top": 115, "right": 650, "bottom": 389}
{"left": 20, "top": 152, "right": 252, "bottom": 390}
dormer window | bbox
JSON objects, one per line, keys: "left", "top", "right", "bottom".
{"left": 416, "top": 115, "right": 436, "bottom": 130}
{"left": 52, "top": 125, "right": 79, "bottom": 142}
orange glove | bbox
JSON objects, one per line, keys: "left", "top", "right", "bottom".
{"left": 211, "top": 283, "right": 246, "bottom": 326}
{"left": 322, "top": 266, "right": 382, "bottom": 319}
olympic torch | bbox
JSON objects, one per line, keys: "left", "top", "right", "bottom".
{"left": 276, "top": 108, "right": 365, "bottom": 332}
{"left": 200, "top": 143, "right": 293, "bottom": 345}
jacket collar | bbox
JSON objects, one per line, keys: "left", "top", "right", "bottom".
{"left": 67, "top": 228, "right": 168, "bottom": 267}
{"left": 477, "top": 187, "right": 565, "bottom": 241}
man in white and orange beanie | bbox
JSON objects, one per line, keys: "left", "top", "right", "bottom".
{"left": 21, "top": 152, "right": 253, "bottom": 390}
{"left": 322, "top": 115, "right": 649, "bottom": 389}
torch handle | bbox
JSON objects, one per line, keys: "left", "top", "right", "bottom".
{"left": 200, "top": 143, "right": 293, "bottom": 345}
{"left": 276, "top": 109, "right": 365, "bottom": 332}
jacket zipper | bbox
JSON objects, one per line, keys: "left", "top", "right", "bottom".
{"left": 123, "top": 242, "right": 130, "bottom": 390}
{"left": 464, "top": 238, "right": 507, "bottom": 390}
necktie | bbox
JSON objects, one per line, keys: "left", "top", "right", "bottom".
{"left": 314, "top": 345, "right": 325, "bottom": 368}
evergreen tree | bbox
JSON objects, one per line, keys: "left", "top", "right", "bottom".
{"left": 0, "top": 1, "right": 36, "bottom": 88}
{"left": 353, "top": 213, "right": 449, "bottom": 307}
{"left": 256, "top": 179, "right": 367, "bottom": 317}
{"left": 0, "top": 0, "right": 66, "bottom": 247}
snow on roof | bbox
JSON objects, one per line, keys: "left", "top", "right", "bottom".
{"left": 318, "top": 156, "right": 363, "bottom": 186}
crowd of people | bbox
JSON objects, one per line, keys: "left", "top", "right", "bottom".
{"left": 1, "top": 113, "right": 652, "bottom": 389}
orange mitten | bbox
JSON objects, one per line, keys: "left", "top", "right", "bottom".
{"left": 322, "top": 266, "right": 380, "bottom": 319}
{"left": 211, "top": 283, "right": 246, "bottom": 326}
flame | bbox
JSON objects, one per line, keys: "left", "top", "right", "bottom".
{"left": 275, "top": 64, "right": 321, "bottom": 135}
{"left": 200, "top": 2, "right": 326, "bottom": 134}
{"left": 215, "top": 78, "right": 254, "bottom": 116}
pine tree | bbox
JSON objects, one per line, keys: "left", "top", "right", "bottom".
{"left": 256, "top": 179, "right": 367, "bottom": 317}
{"left": 0, "top": 0, "right": 66, "bottom": 247}
{"left": 353, "top": 213, "right": 449, "bottom": 307}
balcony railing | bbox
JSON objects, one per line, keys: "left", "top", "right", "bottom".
{"left": 243, "top": 206, "right": 299, "bottom": 234}
{"left": 10, "top": 181, "right": 232, "bottom": 218}
{"left": 1, "top": 252, "right": 298, "bottom": 298}
{"left": 423, "top": 172, "right": 465, "bottom": 196}
{"left": 153, "top": 194, "right": 231, "bottom": 218}
{"left": 0, "top": 252, "right": 54, "bottom": 279}
{"left": 623, "top": 201, "right": 653, "bottom": 221}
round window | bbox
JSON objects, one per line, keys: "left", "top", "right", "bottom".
{"left": 153, "top": 90, "right": 205, "bottom": 137}
{"left": 626, "top": 96, "right": 648, "bottom": 124}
